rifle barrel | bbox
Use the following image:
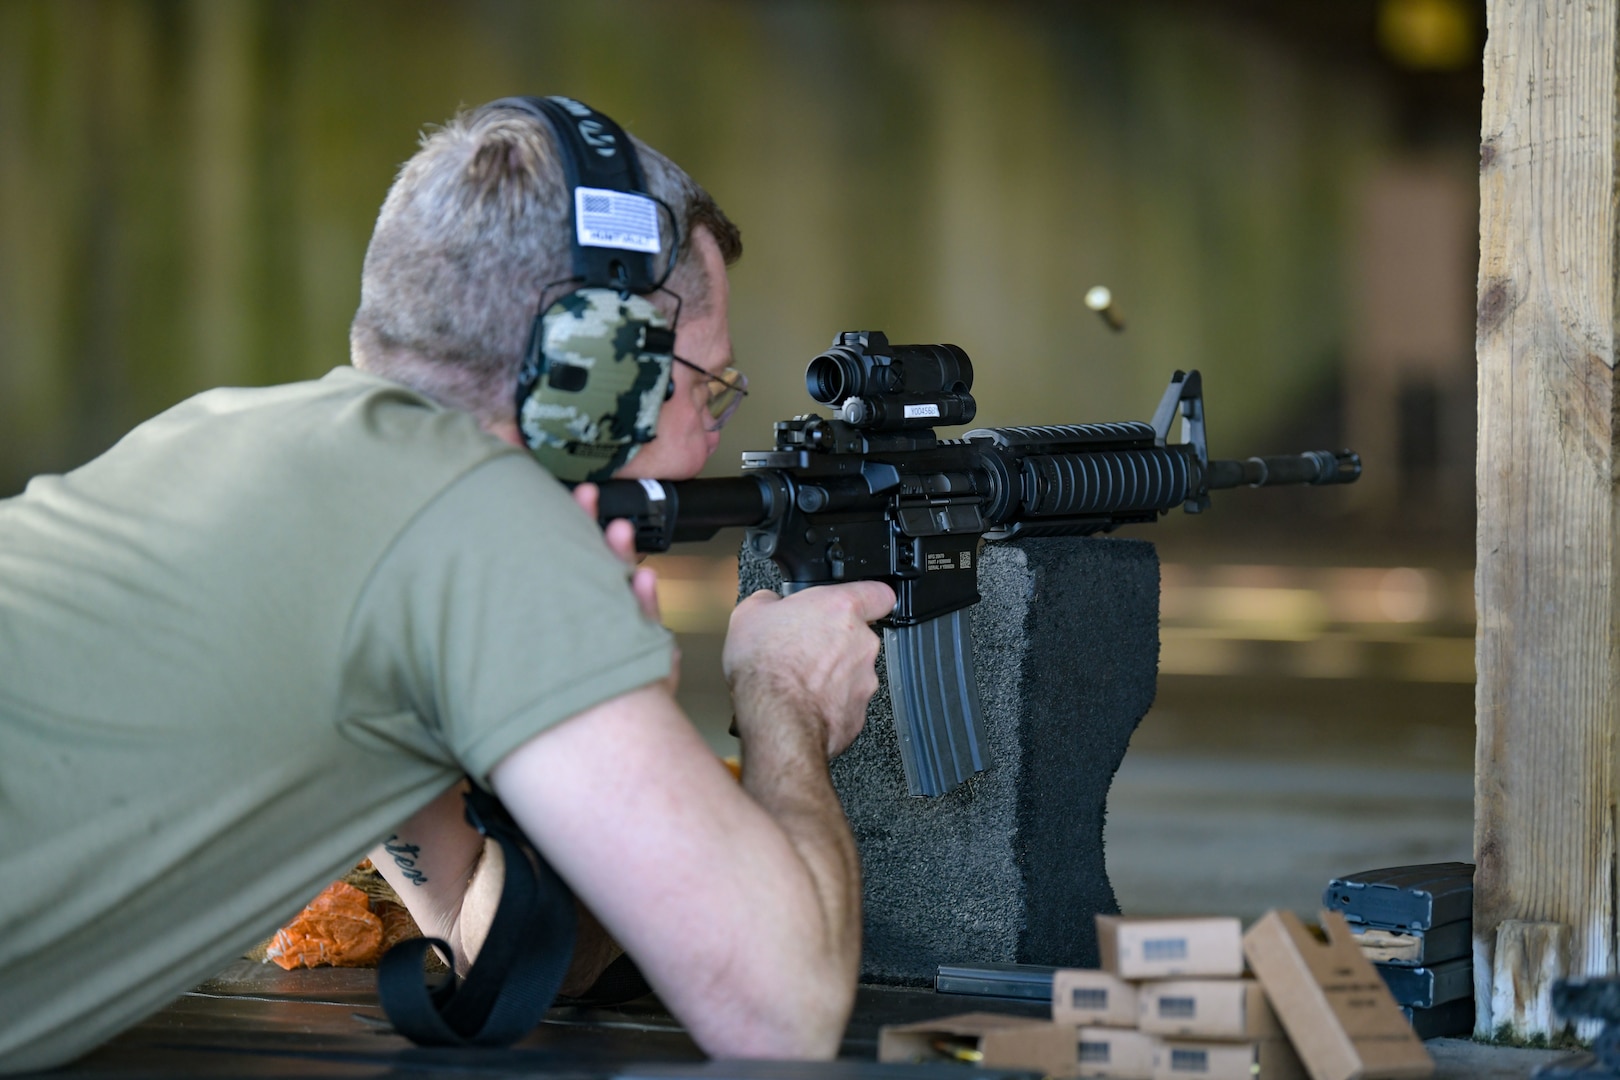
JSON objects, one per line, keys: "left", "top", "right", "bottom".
{"left": 1205, "top": 450, "right": 1361, "bottom": 490}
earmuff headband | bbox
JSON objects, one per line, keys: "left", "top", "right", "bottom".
{"left": 486, "top": 96, "right": 662, "bottom": 293}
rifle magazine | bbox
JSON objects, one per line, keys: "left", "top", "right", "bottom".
{"left": 882, "top": 610, "right": 992, "bottom": 796}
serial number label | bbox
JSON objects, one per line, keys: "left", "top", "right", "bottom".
{"left": 925, "top": 551, "right": 974, "bottom": 572}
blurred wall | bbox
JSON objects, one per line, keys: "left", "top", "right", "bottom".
{"left": 0, "top": 0, "right": 1469, "bottom": 547}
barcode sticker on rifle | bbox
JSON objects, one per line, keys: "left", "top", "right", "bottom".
{"left": 575, "top": 187, "right": 661, "bottom": 253}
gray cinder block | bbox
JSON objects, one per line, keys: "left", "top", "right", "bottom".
{"left": 738, "top": 536, "right": 1160, "bottom": 985}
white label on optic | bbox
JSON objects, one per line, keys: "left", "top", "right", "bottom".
{"left": 637, "top": 478, "right": 667, "bottom": 502}
{"left": 903, "top": 403, "right": 941, "bottom": 419}
{"left": 575, "top": 187, "right": 662, "bottom": 253}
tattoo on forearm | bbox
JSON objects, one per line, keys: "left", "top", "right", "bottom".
{"left": 383, "top": 835, "right": 429, "bottom": 886}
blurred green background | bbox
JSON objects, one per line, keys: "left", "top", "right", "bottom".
{"left": 0, "top": 0, "right": 1480, "bottom": 546}
{"left": 0, "top": 0, "right": 1487, "bottom": 917}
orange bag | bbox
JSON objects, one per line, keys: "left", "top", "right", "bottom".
{"left": 264, "top": 880, "right": 385, "bottom": 970}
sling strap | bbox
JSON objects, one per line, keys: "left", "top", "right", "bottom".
{"left": 377, "top": 786, "right": 577, "bottom": 1046}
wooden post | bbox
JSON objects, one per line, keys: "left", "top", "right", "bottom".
{"left": 1490, "top": 921, "right": 1571, "bottom": 1041}
{"left": 1474, "top": 0, "right": 1620, "bottom": 1039}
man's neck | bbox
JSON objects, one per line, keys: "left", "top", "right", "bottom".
{"left": 481, "top": 416, "right": 524, "bottom": 449}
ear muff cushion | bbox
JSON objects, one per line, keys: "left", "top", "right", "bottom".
{"left": 517, "top": 288, "right": 673, "bottom": 483}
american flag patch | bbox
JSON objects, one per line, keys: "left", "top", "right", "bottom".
{"left": 575, "top": 186, "right": 661, "bottom": 253}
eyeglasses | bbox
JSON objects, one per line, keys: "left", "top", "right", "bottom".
{"left": 671, "top": 354, "right": 748, "bottom": 430}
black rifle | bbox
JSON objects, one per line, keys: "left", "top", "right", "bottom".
{"left": 595, "top": 331, "right": 1360, "bottom": 797}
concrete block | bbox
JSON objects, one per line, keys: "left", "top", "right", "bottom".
{"left": 739, "top": 536, "right": 1159, "bottom": 985}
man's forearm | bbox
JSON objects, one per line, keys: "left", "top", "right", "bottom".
{"left": 734, "top": 695, "right": 862, "bottom": 1044}
{"left": 370, "top": 782, "right": 625, "bottom": 993}
{"left": 367, "top": 782, "right": 485, "bottom": 972}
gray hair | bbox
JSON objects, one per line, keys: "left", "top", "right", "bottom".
{"left": 350, "top": 102, "right": 741, "bottom": 425}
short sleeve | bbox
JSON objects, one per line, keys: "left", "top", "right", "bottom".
{"left": 339, "top": 453, "right": 674, "bottom": 785}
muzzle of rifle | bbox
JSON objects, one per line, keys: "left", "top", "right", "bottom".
{"left": 1204, "top": 450, "right": 1362, "bottom": 489}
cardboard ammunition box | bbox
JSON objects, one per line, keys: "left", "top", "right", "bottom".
{"left": 1054, "top": 969, "right": 1140, "bottom": 1027}
{"left": 879, "top": 1011, "right": 1079, "bottom": 1076}
{"left": 1076, "top": 1026, "right": 1155, "bottom": 1079}
{"left": 1097, "top": 915, "right": 1246, "bottom": 980}
{"left": 1150, "top": 1037, "right": 1307, "bottom": 1080}
{"left": 1137, "top": 978, "right": 1282, "bottom": 1039}
{"left": 1242, "top": 910, "right": 1434, "bottom": 1080}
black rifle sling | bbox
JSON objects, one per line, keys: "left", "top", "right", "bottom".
{"left": 377, "top": 786, "right": 577, "bottom": 1047}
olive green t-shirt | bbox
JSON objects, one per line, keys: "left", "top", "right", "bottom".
{"left": 0, "top": 368, "right": 673, "bottom": 1073}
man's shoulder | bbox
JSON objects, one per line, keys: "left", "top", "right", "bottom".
{"left": 174, "top": 366, "right": 467, "bottom": 439}
{"left": 145, "top": 366, "right": 519, "bottom": 488}
{"left": 7, "top": 367, "right": 542, "bottom": 568}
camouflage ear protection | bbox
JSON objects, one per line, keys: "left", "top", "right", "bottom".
{"left": 489, "top": 96, "right": 678, "bottom": 483}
